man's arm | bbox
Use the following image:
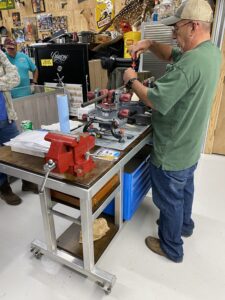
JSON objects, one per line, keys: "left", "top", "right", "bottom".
{"left": 149, "top": 40, "right": 173, "bottom": 61}
{"left": 131, "top": 79, "right": 154, "bottom": 108}
{"left": 27, "top": 55, "right": 38, "bottom": 84}
{"left": 129, "top": 39, "right": 173, "bottom": 62}
{"left": 0, "top": 50, "right": 20, "bottom": 91}
{"left": 123, "top": 68, "right": 154, "bottom": 108}
{"left": 32, "top": 69, "right": 38, "bottom": 84}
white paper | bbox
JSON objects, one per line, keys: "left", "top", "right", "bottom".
{"left": 5, "top": 130, "right": 50, "bottom": 153}
{"left": 41, "top": 120, "right": 82, "bottom": 131}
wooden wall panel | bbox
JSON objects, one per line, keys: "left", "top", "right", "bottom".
{"left": 212, "top": 82, "right": 225, "bottom": 154}
{"left": 204, "top": 34, "right": 225, "bottom": 153}
{"left": 0, "top": 0, "right": 125, "bottom": 40}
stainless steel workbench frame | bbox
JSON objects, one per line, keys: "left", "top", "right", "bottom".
{"left": 0, "top": 130, "right": 151, "bottom": 294}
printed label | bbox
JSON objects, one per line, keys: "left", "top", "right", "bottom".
{"left": 41, "top": 59, "right": 53, "bottom": 66}
{"left": 96, "top": 0, "right": 114, "bottom": 30}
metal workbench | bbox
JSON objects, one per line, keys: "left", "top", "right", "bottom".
{"left": 0, "top": 126, "right": 151, "bottom": 294}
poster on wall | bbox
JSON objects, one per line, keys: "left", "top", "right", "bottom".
{"left": 52, "top": 16, "right": 68, "bottom": 33}
{"left": 0, "top": 0, "right": 15, "bottom": 10}
{"left": 95, "top": 0, "right": 115, "bottom": 31}
{"left": 31, "top": 0, "right": 45, "bottom": 14}
{"left": 11, "top": 28, "right": 25, "bottom": 43}
{"left": 12, "top": 12, "right": 21, "bottom": 27}
{"left": 37, "top": 13, "right": 52, "bottom": 31}
{"left": 23, "top": 17, "right": 38, "bottom": 41}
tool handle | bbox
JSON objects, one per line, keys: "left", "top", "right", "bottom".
{"left": 39, "top": 160, "right": 56, "bottom": 193}
{"left": 82, "top": 93, "right": 107, "bottom": 107}
{"left": 131, "top": 52, "right": 138, "bottom": 70}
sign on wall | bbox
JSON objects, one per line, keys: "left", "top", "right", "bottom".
{"left": 52, "top": 16, "right": 68, "bottom": 33}
{"left": 96, "top": 0, "right": 115, "bottom": 31}
{"left": 23, "top": 17, "right": 38, "bottom": 41}
{"left": 12, "top": 12, "right": 21, "bottom": 27}
{"left": 0, "top": 0, "right": 15, "bottom": 10}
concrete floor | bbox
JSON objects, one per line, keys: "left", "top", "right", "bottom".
{"left": 0, "top": 153, "right": 225, "bottom": 300}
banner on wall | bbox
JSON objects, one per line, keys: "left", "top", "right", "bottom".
{"left": 0, "top": 0, "right": 15, "bottom": 10}
{"left": 23, "top": 17, "right": 38, "bottom": 41}
{"left": 96, "top": 0, "right": 114, "bottom": 31}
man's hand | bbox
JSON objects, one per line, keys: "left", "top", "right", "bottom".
{"left": 31, "top": 80, "right": 38, "bottom": 85}
{"left": 123, "top": 67, "right": 154, "bottom": 109}
{"left": 123, "top": 68, "right": 137, "bottom": 84}
{"left": 128, "top": 39, "right": 153, "bottom": 58}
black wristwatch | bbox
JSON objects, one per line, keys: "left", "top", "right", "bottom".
{"left": 126, "top": 77, "right": 138, "bottom": 89}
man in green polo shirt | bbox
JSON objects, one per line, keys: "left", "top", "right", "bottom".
{"left": 123, "top": 0, "right": 221, "bottom": 262}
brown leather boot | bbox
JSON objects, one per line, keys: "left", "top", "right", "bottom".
{"left": 0, "top": 181, "right": 22, "bottom": 205}
{"left": 22, "top": 180, "right": 39, "bottom": 194}
{"left": 145, "top": 236, "right": 183, "bottom": 263}
{"left": 145, "top": 236, "right": 168, "bottom": 258}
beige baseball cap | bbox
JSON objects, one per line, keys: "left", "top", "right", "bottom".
{"left": 161, "top": 0, "right": 213, "bottom": 26}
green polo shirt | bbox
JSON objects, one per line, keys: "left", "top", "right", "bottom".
{"left": 147, "top": 41, "right": 221, "bottom": 171}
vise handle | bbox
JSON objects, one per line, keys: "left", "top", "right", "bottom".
{"left": 40, "top": 159, "right": 56, "bottom": 193}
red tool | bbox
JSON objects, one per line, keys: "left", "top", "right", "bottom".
{"left": 44, "top": 132, "right": 95, "bottom": 177}
{"left": 131, "top": 52, "right": 137, "bottom": 70}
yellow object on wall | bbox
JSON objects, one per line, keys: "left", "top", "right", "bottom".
{"left": 0, "top": 0, "right": 15, "bottom": 10}
{"left": 124, "top": 31, "right": 141, "bottom": 58}
{"left": 96, "top": 0, "right": 115, "bottom": 31}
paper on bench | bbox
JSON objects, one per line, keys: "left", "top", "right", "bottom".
{"left": 5, "top": 131, "right": 50, "bottom": 155}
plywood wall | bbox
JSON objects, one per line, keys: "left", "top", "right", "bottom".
{"left": 0, "top": 0, "right": 126, "bottom": 40}
{"left": 204, "top": 33, "right": 225, "bottom": 154}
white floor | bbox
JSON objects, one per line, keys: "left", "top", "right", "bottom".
{"left": 0, "top": 153, "right": 225, "bottom": 300}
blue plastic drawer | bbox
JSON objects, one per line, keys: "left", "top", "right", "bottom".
{"left": 104, "top": 145, "right": 152, "bottom": 220}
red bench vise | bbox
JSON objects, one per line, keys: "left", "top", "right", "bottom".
{"left": 44, "top": 132, "right": 95, "bottom": 176}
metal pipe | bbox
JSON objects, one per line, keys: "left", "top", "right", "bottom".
{"left": 81, "top": 94, "right": 108, "bottom": 108}
{"left": 50, "top": 209, "right": 81, "bottom": 225}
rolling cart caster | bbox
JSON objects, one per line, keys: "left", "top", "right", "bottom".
{"left": 30, "top": 246, "right": 42, "bottom": 259}
{"left": 34, "top": 250, "right": 43, "bottom": 259}
{"left": 96, "top": 281, "right": 112, "bottom": 295}
{"left": 104, "top": 287, "right": 111, "bottom": 295}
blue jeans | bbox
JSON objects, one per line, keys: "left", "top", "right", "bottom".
{"left": 0, "top": 121, "right": 19, "bottom": 186}
{"left": 150, "top": 161, "right": 198, "bottom": 262}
